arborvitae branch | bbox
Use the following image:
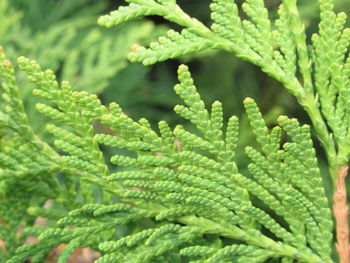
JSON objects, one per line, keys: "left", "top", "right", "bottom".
{"left": 0, "top": 48, "right": 336, "bottom": 261}
{"left": 1, "top": 0, "right": 350, "bottom": 261}
{"left": 97, "top": 4, "right": 350, "bottom": 259}
{"left": 98, "top": 0, "right": 350, "bottom": 177}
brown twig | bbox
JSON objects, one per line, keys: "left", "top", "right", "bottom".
{"left": 333, "top": 166, "right": 350, "bottom": 263}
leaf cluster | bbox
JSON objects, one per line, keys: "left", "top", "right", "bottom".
{"left": 99, "top": 0, "right": 350, "bottom": 169}
{"left": 0, "top": 49, "right": 334, "bottom": 262}
{"left": 2, "top": 0, "right": 350, "bottom": 262}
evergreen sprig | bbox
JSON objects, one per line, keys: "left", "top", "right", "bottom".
{"left": 1, "top": 0, "right": 350, "bottom": 262}
{"left": 0, "top": 48, "right": 334, "bottom": 261}
{"left": 99, "top": 0, "right": 350, "bottom": 176}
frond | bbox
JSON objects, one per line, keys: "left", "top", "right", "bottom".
{"left": 98, "top": 0, "right": 350, "bottom": 166}
{"left": 1, "top": 51, "right": 333, "bottom": 262}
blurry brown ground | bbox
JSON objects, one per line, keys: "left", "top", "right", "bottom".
{"left": 1, "top": 237, "right": 100, "bottom": 263}
{"left": 31, "top": 217, "right": 100, "bottom": 263}
{"left": 0, "top": 200, "right": 100, "bottom": 262}
{"left": 43, "top": 246, "right": 100, "bottom": 263}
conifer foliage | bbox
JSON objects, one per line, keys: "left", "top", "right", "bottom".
{"left": 0, "top": 52, "right": 334, "bottom": 262}
{"left": 1, "top": 0, "right": 350, "bottom": 262}
{"left": 98, "top": 0, "right": 350, "bottom": 169}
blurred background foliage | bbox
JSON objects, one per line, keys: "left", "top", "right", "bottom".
{"left": 1, "top": 0, "right": 350, "bottom": 191}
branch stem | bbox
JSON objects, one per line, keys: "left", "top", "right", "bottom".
{"left": 333, "top": 166, "right": 350, "bottom": 263}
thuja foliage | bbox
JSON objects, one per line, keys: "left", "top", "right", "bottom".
{"left": 99, "top": 0, "right": 350, "bottom": 170}
{"left": 1, "top": 0, "right": 350, "bottom": 262}
{"left": 1, "top": 50, "right": 334, "bottom": 262}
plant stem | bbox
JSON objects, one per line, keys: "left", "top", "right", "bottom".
{"left": 299, "top": 94, "right": 338, "bottom": 169}
{"left": 177, "top": 216, "right": 325, "bottom": 262}
{"left": 333, "top": 165, "right": 350, "bottom": 263}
